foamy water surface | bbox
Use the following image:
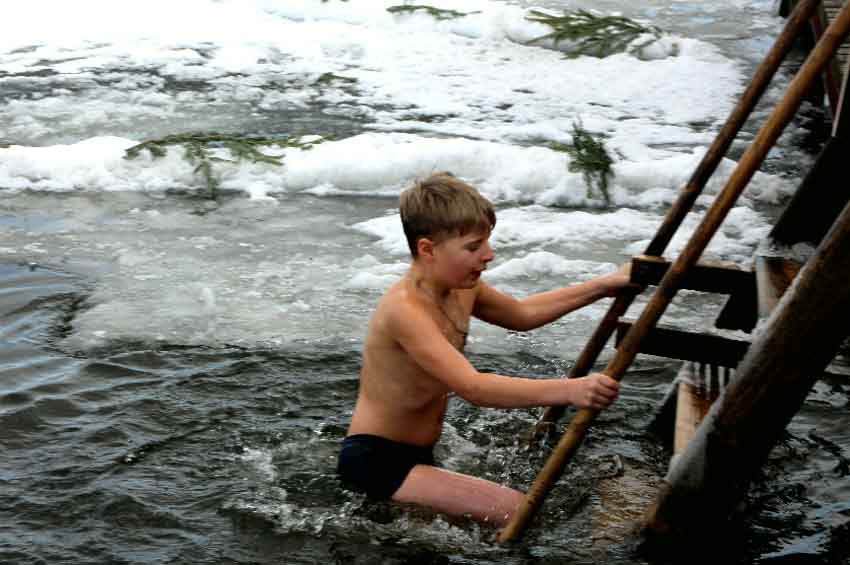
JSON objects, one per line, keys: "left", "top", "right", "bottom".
{"left": 2, "top": 1, "right": 848, "bottom": 563}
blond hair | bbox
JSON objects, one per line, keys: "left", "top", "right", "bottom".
{"left": 399, "top": 172, "right": 496, "bottom": 257}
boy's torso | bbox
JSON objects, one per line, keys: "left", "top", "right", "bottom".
{"left": 347, "top": 279, "right": 476, "bottom": 447}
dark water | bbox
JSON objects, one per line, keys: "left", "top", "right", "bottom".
{"left": 2, "top": 262, "right": 850, "bottom": 564}
{"left": 1, "top": 2, "right": 848, "bottom": 559}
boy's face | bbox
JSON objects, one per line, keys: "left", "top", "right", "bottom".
{"left": 431, "top": 230, "right": 494, "bottom": 289}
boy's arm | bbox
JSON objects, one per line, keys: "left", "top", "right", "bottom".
{"left": 473, "top": 264, "right": 631, "bottom": 331}
{"left": 391, "top": 299, "right": 618, "bottom": 409}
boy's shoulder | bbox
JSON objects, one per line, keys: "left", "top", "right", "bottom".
{"left": 375, "top": 280, "right": 423, "bottom": 323}
{"left": 366, "top": 282, "right": 431, "bottom": 351}
{"left": 376, "top": 280, "right": 480, "bottom": 328}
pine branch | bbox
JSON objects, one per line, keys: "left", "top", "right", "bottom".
{"left": 315, "top": 72, "right": 357, "bottom": 86}
{"left": 124, "top": 133, "right": 327, "bottom": 200}
{"left": 550, "top": 121, "right": 614, "bottom": 206}
{"left": 387, "top": 5, "right": 480, "bottom": 20}
{"left": 526, "top": 9, "right": 661, "bottom": 58}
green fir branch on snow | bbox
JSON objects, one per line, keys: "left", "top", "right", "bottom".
{"left": 387, "top": 5, "right": 481, "bottom": 20}
{"left": 526, "top": 9, "right": 661, "bottom": 58}
{"left": 550, "top": 121, "right": 614, "bottom": 206}
{"left": 124, "top": 133, "right": 327, "bottom": 199}
{"left": 315, "top": 72, "right": 357, "bottom": 86}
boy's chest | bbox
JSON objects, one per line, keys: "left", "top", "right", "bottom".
{"left": 431, "top": 296, "right": 471, "bottom": 351}
{"left": 435, "top": 319, "right": 467, "bottom": 351}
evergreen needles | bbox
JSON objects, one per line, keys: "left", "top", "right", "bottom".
{"left": 386, "top": 5, "right": 480, "bottom": 20}
{"left": 526, "top": 9, "right": 661, "bottom": 58}
{"left": 551, "top": 122, "right": 614, "bottom": 206}
{"left": 124, "top": 133, "right": 325, "bottom": 199}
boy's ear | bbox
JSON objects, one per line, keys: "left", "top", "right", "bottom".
{"left": 417, "top": 237, "right": 435, "bottom": 260}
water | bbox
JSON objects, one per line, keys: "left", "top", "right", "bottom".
{"left": 1, "top": 1, "right": 849, "bottom": 563}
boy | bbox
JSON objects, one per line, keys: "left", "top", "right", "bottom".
{"left": 338, "top": 172, "right": 629, "bottom": 528}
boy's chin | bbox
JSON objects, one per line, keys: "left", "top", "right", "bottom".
{"left": 440, "top": 271, "right": 481, "bottom": 289}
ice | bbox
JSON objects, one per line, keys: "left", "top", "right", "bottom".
{"left": 486, "top": 252, "right": 617, "bottom": 282}
{"left": 0, "top": 132, "right": 793, "bottom": 212}
{"left": 0, "top": 0, "right": 801, "bottom": 353}
{"left": 3, "top": 0, "right": 738, "bottom": 148}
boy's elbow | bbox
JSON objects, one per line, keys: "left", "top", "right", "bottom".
{"left": 514, "top": 309, "right": 539, "bottom": 331}
{"left": 456, "top": 373, "right": 489, "bottom": 406}
{"left": 499, "top": 304, "right": 536, "bottom": 332}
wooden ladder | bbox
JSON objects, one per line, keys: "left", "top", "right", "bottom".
{"left": 498, "top": 0, "right": 850, "bottom": 542}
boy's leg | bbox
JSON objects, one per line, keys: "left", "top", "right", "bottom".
{"left": 392, "top": 464, "right": 525, "bottom": 528}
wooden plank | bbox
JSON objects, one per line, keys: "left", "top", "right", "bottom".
{"left": 630, "top": 255, "right": 754, "bottom": 295}
{"left": 674, "top": 381, "right": 716, "bottom": 456}
{"left": 615, "top": 320, "right": 749, "bottom": 367}
{"left": 754, "top": 256, "right": 802, "bottom": 316}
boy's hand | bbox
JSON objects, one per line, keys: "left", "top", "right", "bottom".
{"left": 601, "top": 262, "right": 633, "bottom": 297}
{"left": 570, "top": 373, "right": 620, "bottom": 410}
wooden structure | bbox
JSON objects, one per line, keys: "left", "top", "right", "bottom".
{"left": 643, "top": 11, "right": 850, "bottom": 539}
{"left": 643, "top": 196, "right": 850, "bottom": 538}
{"left": 783, "top": 0, "right": 850, "bottom": 118}
{"left": 499, "top": 0, "right": 850, "bottom": 544}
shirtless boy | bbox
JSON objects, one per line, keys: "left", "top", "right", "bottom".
{"left": 338, "top": 172, "right": 630, "bottom": 528}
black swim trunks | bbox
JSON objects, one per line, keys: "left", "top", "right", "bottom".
{"left": 337, "top": 434, "right": 435, "bottom": 500}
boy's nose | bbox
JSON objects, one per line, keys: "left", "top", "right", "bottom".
{"left": 482, "top": 243, "right": 494, "bottom": 263}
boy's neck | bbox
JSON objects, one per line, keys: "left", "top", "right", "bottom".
{"left": 408, "top": 261, "right": 451, "bottom": 300}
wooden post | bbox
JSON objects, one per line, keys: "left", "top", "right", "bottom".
{"left": 818, "top": 1, "right": 850, "bottom": 115}
{"left": 500, "top": 4, "right": 850, "bottom": 543}
{"left": 642, "top": 197, "right": 850, "bottom": 539}
{"left": 770, "top": 59, "right": 850, "bottom": 246}
{"left": 531, "top": 0, "right": 823, "bottom": 438}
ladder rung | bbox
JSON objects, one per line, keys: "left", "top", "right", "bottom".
{"left": 616, "top": 319, "right": 850, "bottom": 379}
{"left": 630, "top": 255, "right": 755, "bottom": 295}
{"left": 615, "top": 319, "right": 749, "bottom": 368}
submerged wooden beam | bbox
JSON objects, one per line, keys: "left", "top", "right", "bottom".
{"left": 642, "top": 197, "right": 850, "bottom": 542}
